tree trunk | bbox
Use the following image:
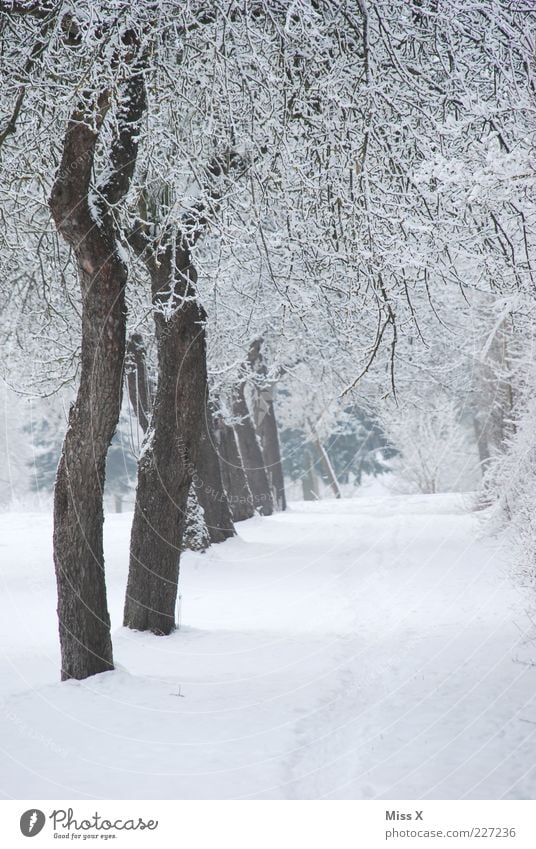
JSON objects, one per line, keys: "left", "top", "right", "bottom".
{"left": 125, "top": 337, "right": 234, "bottom": 544}
{"left": 255, "top": 386, "right": 286, "bottom": 511}
{"left": 195, "top": 402, "right": 235, "bottom": 544}
{"left": 246, "top": 338, "right": 286, "bottom": 511}
{"left": 182, "top": 485, "right": 210, "bottom": 552}
{"left": 125, "top": 332, "right": 152, "bottom": 434}
{"left": 217, "top": 420, "right": 255, "bottom": 522}
{"left": 473, "top": 320, "right": 514, "bottom": 474}
{"left": 49, "top": 66, "right": 145, "bottom": 680}
{"left": 124, "top": 244, "right": 207, "bottom": 635}
{"left": 232, "top": 381, "right": 274, "bottom": 515}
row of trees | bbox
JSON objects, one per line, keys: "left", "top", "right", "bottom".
{"left": 2, "top": 0, "right": 363, "bottom": 680}
{"left": 1, "top": 0, "right": 535, "bottom": 679}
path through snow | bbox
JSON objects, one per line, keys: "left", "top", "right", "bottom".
{"left": 1, "top": 493, "right": 535, "bottom": 799}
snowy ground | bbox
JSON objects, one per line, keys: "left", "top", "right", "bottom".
{"left": 1, "top": 492, "right": 536, "bottom": 800}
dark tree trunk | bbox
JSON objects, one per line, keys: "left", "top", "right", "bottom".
{"left": 217, "top": 419, "right": 255, "bottom": 522}
{"left": 49, "top": 65, "right": 146, "bottom": 680}
{"left": 302, "top": 447, "right": 320, "bottom": 501}
{"left": 195, "top": 401, "right": 235, "bottom": 544}
{"left": 126, "top": 333, "right": 152, "bottom": 434}
{"left": 124, "top": 243, "right": 207, "bottom": 635}
{"left": 255, "top": 386, "right": 286, "bottom": 511}
{"left": 246, "top": 338, "right": 286, "bottom": 510}
{"left": 232, "top": 381, "right": 273, "bottom": 515}
{"left": 125, "top": 338, "right": 234, "bottom": 544}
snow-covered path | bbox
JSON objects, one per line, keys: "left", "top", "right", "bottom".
{"left": 1, "top": 493, "right": 536, "bottom": 799}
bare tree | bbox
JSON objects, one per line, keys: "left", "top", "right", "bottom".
{"left": 125, "top": 332, "right": 234, "bottom": 545}
{"left": 216, "top": 417, "right": 256, "bottom": 522}
{"left": 248, "top": 339, "right": 286, "bottom": 511}
{"left": 49, "top": 42, "right": 147, "bottom": 679}
{"left": 232, "top": 377, "right": 274, "bottom": 516}
{"left": 195, "top": 400, "right": 235, "bottom": 543}
{"left": 125, "top": 333, "right": 152, "bottom": 435}
{"left": 123, "top": 206, "right": 207, "bottom": 634}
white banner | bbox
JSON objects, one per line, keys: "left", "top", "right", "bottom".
{"left": 1, "top": 800, "right": 535, "bottom": 848}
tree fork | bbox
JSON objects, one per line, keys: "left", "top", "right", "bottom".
{"left": 49, "top": 58, "right": 146, "bottom": 679}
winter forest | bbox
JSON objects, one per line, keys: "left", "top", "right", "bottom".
{"left": 1, "top": 0, "right": 536, "bottom": 801}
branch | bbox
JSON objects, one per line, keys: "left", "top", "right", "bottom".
{"left": 51, "top": 38, "right": 147, "bottom": 249}
{"left": 0, "top": 1, "right": 57, "bottom": 16}
{"left": 0, "top": 9, "right": 56, "bottom": 153}
{"left": 49, "top": 90, "right": 111, "bottom": 247}
{"left": 182, "top": 148, "right": 244, "bottom": 246}
{"left": 99, "top": 60, "right": 147, "bottom": 209}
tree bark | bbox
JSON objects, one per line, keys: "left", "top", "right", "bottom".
{"left": 232, "top": 380, "right": 274, "bottom": 515}
{"left": 309, "top": 422, "right": 341, "bottom": 499}
{"left": 246, "top": 338, "right": 286, "bottom": 510}
{"left": 195, "top": 401, "right": 235, "bottom": 544}
{"left": 216, "top": 419, "right": 255, "bottom": 522}
{"left": 473, "top": 320, "right": 514, "bottom": 474}
{"left": 49, "top": 64, "right": 146, "bottom": 679}
{"left": 182, "top": 485, "right": 210, "bottom": 552}
{"left": 124, "top": 241, "right": 207, "bottom": 635}
{"left": 255, "top": 385, "right": 286, "bottom": 511}
{"left": 125, "top": 337, "right": 234, "bottom": 545}
{"left": 125, "top": 333, "right": 152, "bottom": 434}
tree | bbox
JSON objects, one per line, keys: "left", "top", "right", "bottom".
{"left": 215, "top": 416, "right": 256, "bottom": 522}
{"left": 123, "top": 205, "right": 208, "bottom": 634}
{"left": 48, "top": 33, "right": 147, "bottom": 678}
{"left": 123, "top": 144, "right": 250, "bottom": 632}
{"left": 247, "top": 339, "right": 286, "bottom": 511}
{"left": 194, "top": 399, "right": 235, "bottom": 543}
{"left": 232, "top": 377, "right": 274, "bottom": 516}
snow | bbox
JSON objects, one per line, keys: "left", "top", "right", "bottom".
{"left": 1, "top": 493, "right": 536, "bottom": 800}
